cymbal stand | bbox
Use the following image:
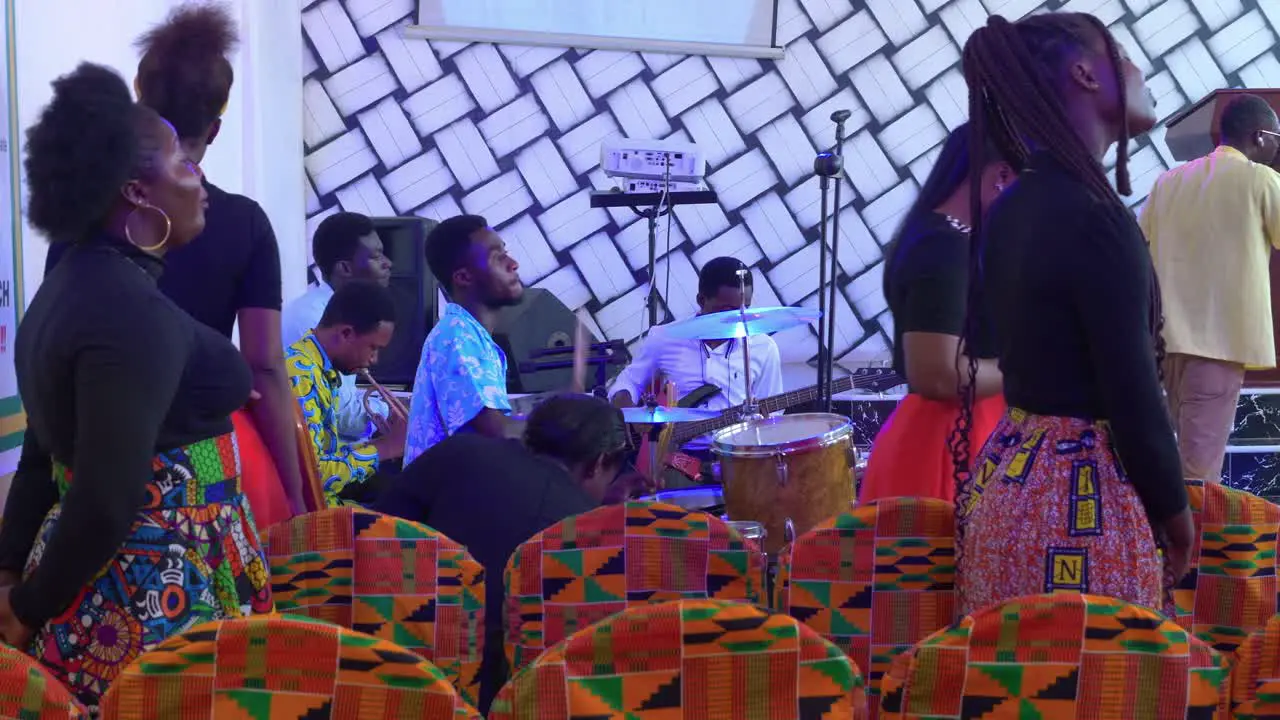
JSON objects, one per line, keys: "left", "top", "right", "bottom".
{"left": 736, "top": 268, "right": 762, "bottom": 422}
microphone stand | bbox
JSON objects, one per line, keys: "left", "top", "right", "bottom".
{"left": 826, "top": 109, "right": 852, "bottom": 411}
{"left": 812, "top": 151, "right": 843, "bottom": 413}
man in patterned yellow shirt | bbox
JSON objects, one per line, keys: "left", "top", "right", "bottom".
{"left": 286, "top": 281, "right": 404, "bottom": 506}
{"left": 1142, "top": 94, "right": 1280, "bottom": 482}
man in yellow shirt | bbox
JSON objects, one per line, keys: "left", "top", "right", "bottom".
{"left": 1141, "top": 94, "right": 1280, "bottom": 482}
{"left": 286, "top": 281, "right": 406, "bottom": 505}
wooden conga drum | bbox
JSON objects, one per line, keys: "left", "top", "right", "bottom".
{"left": 714, "top": 413, "right": 855, "bottom": 554}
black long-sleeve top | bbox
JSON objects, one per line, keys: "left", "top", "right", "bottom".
{"left": 982, "top": 151, "right": 1187, "bottom": 524}
{"left": 0, "top": 235, "right": 251, "bottom": 628}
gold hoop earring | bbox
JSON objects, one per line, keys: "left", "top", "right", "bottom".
{"left": 125, "top": 203, "right": 172, "bottom": 252}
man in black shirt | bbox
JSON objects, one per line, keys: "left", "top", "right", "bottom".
{"left": 374, "top": 394, "right": 645, "bottom": 713}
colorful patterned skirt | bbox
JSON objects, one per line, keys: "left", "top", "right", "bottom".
{"left": 860, "top": 392, "right": 1006, "bottom": 504}
{"left": 21, "top": 432, "right": 274, "bottom": 709}
{"left": 955, "top": 408, "right": 1165, "bottom": 616}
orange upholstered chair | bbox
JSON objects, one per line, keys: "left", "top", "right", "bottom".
{"left": 265, "top": 507, "right": 485, "bottom": 705}
{"left": 490, "top": 599, "right": 866, "bottom": 719}
{"left": 775, "top": 497, "right": 957, "bottom": 719}
{"left": 99, "top": 614, "right": 480, "bottom": 718}
{"left": 503, "top": 500, "right": 766, "bottom": 672}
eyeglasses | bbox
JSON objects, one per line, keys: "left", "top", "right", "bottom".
{"left": 1260, "top": 130, "right": 1280, "bottom": 140}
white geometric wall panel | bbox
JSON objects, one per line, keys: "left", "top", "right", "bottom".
{"left": 301, "top": 0, "right": 1280, "bottom": 366}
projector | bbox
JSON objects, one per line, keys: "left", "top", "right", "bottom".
{"left": 618, "top": 178, "right": 707, "bottom": 194}
{"left": 601, "top": 138, "right": 705, "bottom": 184}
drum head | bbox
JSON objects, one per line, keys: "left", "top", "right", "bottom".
{"left": 639, "top": 486, "right": 725, "bottom": 513}
{"left": 712, "top": 412, "right": 852, "bottom": 458}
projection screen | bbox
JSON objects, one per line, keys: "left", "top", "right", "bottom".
{"left": 412, "top": 0, "right": 783, "bottom": 59}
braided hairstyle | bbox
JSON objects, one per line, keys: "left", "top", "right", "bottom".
{"left": 949, "top": 13, "right": 1166, "bottom": 491}
{"left": 134, "top": 2, "right": 237, "bottom": 142}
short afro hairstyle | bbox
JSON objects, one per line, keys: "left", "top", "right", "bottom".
{"left": 1219, "top": 94, "right": 1278, "bottom": 145}
{"left": 135, "top": 2, "right": 237, "bottom": 141}
{"left": 698, "top": 256, "right": 752, "bottom": 299}
{"left": 312, "top": 212, "right": 375, "bottom": 279}
{"left": 318, "top": 280, "right": 397, "bottom": 335}
{"left": 425, "top": 214, "right": 488, "bottom": 294}
{"left": 525, "top": 394, "right": 628, "bottom": 469}
{"left": 25, "top": 63, "right": 167, "bottom": 244}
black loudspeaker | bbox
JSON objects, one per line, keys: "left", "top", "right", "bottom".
{"left": 492, "top": 288, "right": 611, "bottom": 393}
{"left": 367, "top": 217, "right": 439, "bottom": 388}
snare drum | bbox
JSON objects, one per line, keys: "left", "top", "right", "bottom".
{"left": 638, "top": 486, "right": 725, "bottom": 514}
{"left": 713, "top": 413, "right": 856, "bottom": 554}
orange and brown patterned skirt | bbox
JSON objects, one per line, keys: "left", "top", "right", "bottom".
{"left": 955, "top": 408, "right": 1166, "bottom": 616}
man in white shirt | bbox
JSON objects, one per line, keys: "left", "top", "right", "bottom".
{"left": 609, "top": 257, "right": 783, "bottom": 486}
{"left": 282, "top": 212, "right": 392, "bottom": 440}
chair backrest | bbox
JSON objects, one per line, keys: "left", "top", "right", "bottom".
{"left": 880, "top": 593, "right": 1229, "bottom": 718}
{"left": 266, "top": 507, "right": 485, "bottom": 705}
{"left": 1229, "top": 612, "right": 1280, "bottom": 717}
{"left": 1170, "top": 480, "right": 1280, "bottom": 654}
{"left": 0, "top": 643, "right": 88, "bottom": 717}
{"left": 775, "top": 496, "right": 957, "bottom": 720}
{"left": 490, "top": 598, "right": 866, "bottom": 719}
{"left": 99, "top": 614, "right": 481, "bottom": 719}
{"left": 504, "top": 500, "right": 766, "bottom": 672}
{"left": 291, "top": 397, "right": 328, "bottom": 512}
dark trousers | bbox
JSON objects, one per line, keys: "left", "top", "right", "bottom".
{"left": 337, "top": 458, "right": 402, "bottom": 506}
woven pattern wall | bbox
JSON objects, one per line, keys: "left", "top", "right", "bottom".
{"left": 302, "top": 0, "right": 1280, "bottom": 363}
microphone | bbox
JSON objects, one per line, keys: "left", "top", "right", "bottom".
{"left": 814, "top": 152, "right": 843, "bottom": 178}
{"left": 830, "top": 109, "right": 852, "bottom": 123}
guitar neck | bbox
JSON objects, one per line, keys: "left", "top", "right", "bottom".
{"left": 671, "top": 375, "right": 857, "bottom": 445}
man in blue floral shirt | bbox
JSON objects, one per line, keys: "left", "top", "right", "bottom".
{"left": 404, "top": 215, "right": 524, "bottom": 464}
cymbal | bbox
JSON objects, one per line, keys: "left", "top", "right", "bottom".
{"left": 622, "top": 406, "right": 720, "bottom": 424}
{"left": 661, "top": 306, "right": 822, "bottom": 340}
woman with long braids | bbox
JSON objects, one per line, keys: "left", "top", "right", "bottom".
{"left": 859, "top": 123, "right": 1013, "bottom": 504}
{"left": 952, "top": 12, "right": 1195, "bottom": 614}
{"left": 45, "top": 4, "right": 304, "bottom": 528}
{"left": 0, "top": 63, "right": 271, "bottom": 709}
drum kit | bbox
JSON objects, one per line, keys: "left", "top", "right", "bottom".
{"left": 627, "top": 270, "right": 860, "bottom": 557}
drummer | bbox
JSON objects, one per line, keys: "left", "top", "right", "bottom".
{"left": 609, "top": 257, "right": 783, "bottom": 487}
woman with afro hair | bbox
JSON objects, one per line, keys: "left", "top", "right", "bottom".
{"left": 45, "top": 2, "right": 304, "bottom": 528}
{"left": 0, "top": 63, "right": 272, "bottom": 708}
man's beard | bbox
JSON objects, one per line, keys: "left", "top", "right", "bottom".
{"left": 485, "top": 290, "right": 524, "bottom": 309}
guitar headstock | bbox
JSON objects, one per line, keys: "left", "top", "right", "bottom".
{"left": 848, "top": 367, "right": 904, "bottom": 395}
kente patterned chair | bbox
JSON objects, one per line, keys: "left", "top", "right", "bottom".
{"left": 490, "top": 598, "right": 867, "bottom": 719}
{"left": 1228, "top": 612, "right": 1280, "bottom": 718}
{"left": 265, "top": 508, "right": 485, "bottom": 705}
{"left": 880, "top": 593, "right": 1230, "bottom": 719}
{"left": 775, "top": 497, "right": 957, "bottom": 719}
{"left": 0, "top": 643, "right": 88, "bottom": 718}
{"left": 1168, "top": 479, "right": 1280, "bottom": 654}
{"left": 98, "top": 614, "right": 481, "bottom": 719}
{"left": 504, "top": 500, "right": 766, "bottom": 672}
